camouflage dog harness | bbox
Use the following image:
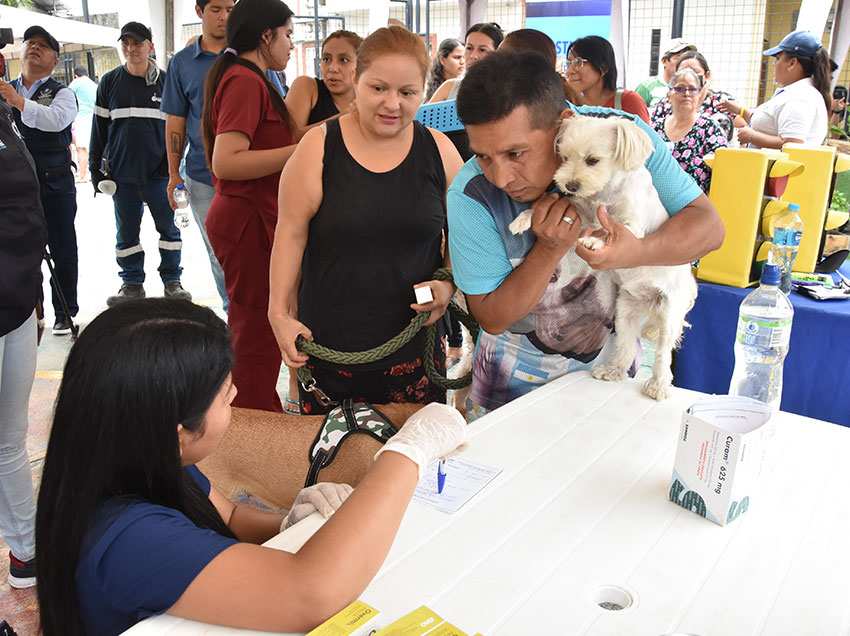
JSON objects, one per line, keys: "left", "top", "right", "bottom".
{"left": 305, "top": 400, "right": 398, "bottom": 487}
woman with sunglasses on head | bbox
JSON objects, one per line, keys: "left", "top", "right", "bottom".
{"left": 428, "top": 22, "right": 503, "bottom": 103}
{"left": 565, "top": 35, "right": 649, "bottom": 122}
{"left": 652, "top": 68, "right": 728, "bottom": 192}
{"left": 35, "top": 299, "right": 467, "bottom": 636}
{"left": 719, "top": 30, "right": 830, "bottom": 149}
{"left": 286, "top": 30, "right": 363, "bottom": 142}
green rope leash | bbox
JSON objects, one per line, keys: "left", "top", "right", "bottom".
{"left": 423, "top": 302, "right": 480, "bottom": 391}
{"left": 296, "top": 268, "right": 479, "bottom": 400}
{"left": 297, "top": 311, "right": 429, "bottom": 365}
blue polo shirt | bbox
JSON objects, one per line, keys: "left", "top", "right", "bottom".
{"left": 161, "top": 37, "right": 218, "bottom": 186}
{"left": 76, "top": 466, "right": 238, "bottom": 635}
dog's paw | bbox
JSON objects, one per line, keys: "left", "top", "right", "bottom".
{"left": 508, "top": 211, "right": 533, "bottom": 235}
{"left": 578, "top": 236, "right": 605, "bottom": 251}
{"left": 592, "top": 365, "right": 626, "bottom": 382}
{"left": 642, "top": 377, "right": 671, "bottom": 401}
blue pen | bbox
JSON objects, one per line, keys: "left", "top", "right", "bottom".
{"left": 437, "top": 459, "right": 447, "bottom": 494}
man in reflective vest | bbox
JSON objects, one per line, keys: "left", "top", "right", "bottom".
{"left": 90, "top": 22, "right": 192, "bottom": 306}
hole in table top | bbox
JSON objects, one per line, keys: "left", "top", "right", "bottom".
{"left": 594, "top": 585, "right": 633, "bottom": 611}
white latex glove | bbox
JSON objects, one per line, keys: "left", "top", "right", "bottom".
{"left": 281, "top": 482, "right": 353, "bottom": 530}
{"left": 374, "top": 403, "right": 467, "bottom": 480}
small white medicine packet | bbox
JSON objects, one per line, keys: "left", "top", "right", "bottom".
{"left": 414, "top": 285, "right": 434, "bottom": 304}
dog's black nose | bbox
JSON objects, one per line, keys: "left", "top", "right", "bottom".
{"left": 565, "top": 180, "right": 580, "bottom": 194}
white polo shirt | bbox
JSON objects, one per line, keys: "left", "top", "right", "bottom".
{"left": 749, "top": 77, "right": 828, "bottom": 147}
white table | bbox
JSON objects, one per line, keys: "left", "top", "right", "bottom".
{"left": 126, "top": 372, "right": 850, "bottom": 635}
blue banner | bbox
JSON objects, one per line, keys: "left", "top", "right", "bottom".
{"left": 526, "top": 0, "right": 613, "bottom": 64}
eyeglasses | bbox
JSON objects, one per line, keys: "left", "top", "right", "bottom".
{"left": 565, "top": 56, "right": 589, "bottom": 69}
{"left": 670, "top": 86, "right": 701, "bottom": 95}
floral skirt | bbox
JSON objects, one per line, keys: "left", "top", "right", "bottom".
{"left": 297, "top": 351, "right": 446, "bottom": 415}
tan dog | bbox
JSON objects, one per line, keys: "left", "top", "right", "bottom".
{"left": 199, "top": 403, "right": 426, "bottom": 511}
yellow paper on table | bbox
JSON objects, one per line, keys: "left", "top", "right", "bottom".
{"left": 374, "top": 605, "right": 468, "bottom": 636}
{"left": 306, "top": 600, "right": 380, "bottom": 636}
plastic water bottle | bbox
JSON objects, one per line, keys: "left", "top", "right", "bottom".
{"left": 97, "top": 179, "right": 117, "bottom": 196}
{"left": 173, "top": 184, "right": 190, "bottom": 229}
{"left": 97, "top": 158, "right": 117, "bottom": 196}
{"left": 768, "top": 203, "right": 803, "bottom": 294}
{"left": 728, "top": 264, "right": 794, "bottom": 413}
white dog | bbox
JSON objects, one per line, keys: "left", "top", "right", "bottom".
{"left": 508, "top": 114, "right": 697, "bottom": 400}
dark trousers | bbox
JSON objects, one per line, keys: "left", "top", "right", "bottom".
{"left": 113, "top": 179, "right": 183, "bottom": 284}
{"left": 37, "top": 162, "right": 78, "bottom": 320}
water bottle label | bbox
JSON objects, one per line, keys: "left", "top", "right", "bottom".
{"left": 773, "top": 227, "right": 802, "bottom": 247}
{"left": 737, "top": 317, "right": 791, "bottom": 349}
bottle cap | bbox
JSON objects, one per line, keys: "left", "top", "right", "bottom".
{"left": 761, "top": 263, "right": 781, "bottom": 285}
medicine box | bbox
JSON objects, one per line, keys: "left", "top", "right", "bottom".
{"left": 669, "top": 397, "right": 772, "bottom": 526}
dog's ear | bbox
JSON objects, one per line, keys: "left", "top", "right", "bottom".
{"left": 612, "top": 119, "right": 654, "bottom": 171}
{"left": 554, "top": 113, "right": 578, "bottom": 155}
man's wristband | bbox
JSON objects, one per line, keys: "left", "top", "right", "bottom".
{"left": 739, "top": 107, "right": 748, "bottom": 119}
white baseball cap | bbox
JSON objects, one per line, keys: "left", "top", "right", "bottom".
{"left": 663, "top": 39, "right": 696, "bottom": 59}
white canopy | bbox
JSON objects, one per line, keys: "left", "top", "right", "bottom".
{"left": 0, "top": 5, "right": 120, "bottom": 49}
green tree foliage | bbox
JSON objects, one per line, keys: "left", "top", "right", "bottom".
{"left": 0, "top": 0, "right": 68, "bottom": 13}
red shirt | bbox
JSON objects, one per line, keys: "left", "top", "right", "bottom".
{"left": 604, "top": 89, "right": 650, "bottom": 123}
{"left": 211, "top": 64, "right": 292, "bottom": 227}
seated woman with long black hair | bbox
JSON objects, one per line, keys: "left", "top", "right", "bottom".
{"left": 35, "top": 299, "right": 466, "bottom": 635}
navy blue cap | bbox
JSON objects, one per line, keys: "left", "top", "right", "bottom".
{"left": 763, "top": 30, "right": 821, "bottom": 59}
{"left": 761, "top": 264, "right": 781, "bottom": 286}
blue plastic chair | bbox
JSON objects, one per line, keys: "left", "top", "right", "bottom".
{"left": 415, "top": 100, "right": 471, "bottom": 160}
{"left": 415, "top": 99, "right": 464, "bottom": 133}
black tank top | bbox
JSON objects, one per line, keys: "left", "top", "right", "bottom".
{"left": 298, "top": 119, "right": 446, "bottom": 369}
{"left": 307, "top": 78, "right": 339, "bottom": 125}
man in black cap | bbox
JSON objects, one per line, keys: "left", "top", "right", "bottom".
{"left": 90, "top": 22, "right": 192, "bottom": 305}
{"left": 0, "top": 26, "right": 79, "bottom": 336}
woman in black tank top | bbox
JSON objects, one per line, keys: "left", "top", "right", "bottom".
{"left": 285, "top": 30, "right": 361, "bottom": 142}
{"left": 307, "top": 78, "right": 338, "bottom": 123}
{"left": 270, "top": 27, "right": 464, "bottom": 414}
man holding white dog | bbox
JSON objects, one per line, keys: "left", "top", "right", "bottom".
{"left": 448, "top": 51, "right": 724, "bottom": 415}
